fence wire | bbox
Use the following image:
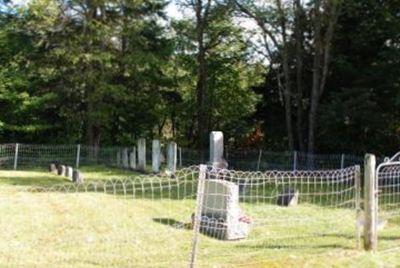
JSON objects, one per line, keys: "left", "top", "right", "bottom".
{"left": 0, "top": 143, "right": 368, "bottom": 172}
{"left": 376, "top": 157, "right": 400, "bottom": 251}
{"left": 1, "top": 164, "right": 363, "bottom": 267}
{"left": 1, "top": 166, "right": 199, "bottom": 267}
{"left": 190, "top": 165, "right": 361, "bottom": 266}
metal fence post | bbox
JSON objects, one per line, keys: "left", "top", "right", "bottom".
{"left": 341, "top": 154, "right": 345, "bottom": 169}
{"left": 13, "top": 143, "right": 19, "bottom": 170}
{"left": 364, "top": 154, "right": 377, "bottom": 251}
{"left": 256, "top": 149, "right": 262, "bottom": 171}
{"left": 293, "top": 151, "right": 298, "bottom": 171}
{"left": 76, "top": 144, "right": 81, "bottom": 168}
{"left": 189, "top": 164, "right": 207, "bottom": 268}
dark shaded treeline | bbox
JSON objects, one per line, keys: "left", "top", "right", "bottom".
{"left": 0, "top": 0, "right": 399, "bottom": 156}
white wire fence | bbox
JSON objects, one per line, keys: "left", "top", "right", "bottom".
{"left": 3, "top": 151, "right": 400, "bottom": 266}
{"left": 0, "top": 143, "right": 369, "bottom": 172}
{"left": 190, "top": 165, "right": 362, "bottom": 266}
{"left": 375, "top": 152, "right": 400, "bottom": 251}
{"left": 2, "top": 164, "right": 366, "bottom": 266}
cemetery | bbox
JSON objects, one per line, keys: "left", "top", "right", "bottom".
{"left": 1, "top": 0, "right": 399, "bottom": 266}
{"left": 0, "top": 132, "right": 399, "bottom": 267}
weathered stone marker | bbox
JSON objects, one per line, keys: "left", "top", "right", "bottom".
{"left": 209, "top": 131, "right": 228, "bottom": 169}
{"left": 129, "top": 147, "right": 136, "bottom": 170}
{"left": 152, "top": 140, "right": 161, "bottom": 173}
{"left": 200, "top": 179, "right": 251, "bottom": 240}
{"left": 65, "top": 166, "right": 73, "bottom": 180}
{"left": 122, "top": 148, "right": 129, "bottom": 169}
{"left": 49, "top": 163, "right": 57, "bottom": 174}
{"left": 137, "top": 138, "right": 146, "bottom": 172}
{"left": 167, "top": 141, "right": 177, "bottom": 176}
{"left": 57, "top": 165, "right": 66, "bottom": 176}
{"left": 73, "top": 169, "right": 84, "bottom": 184}
{"left": 277, "top": 187, "right": 299, "bottom": 206}
{"left": 117, "top": 150, "right": 121, "bottom": 167}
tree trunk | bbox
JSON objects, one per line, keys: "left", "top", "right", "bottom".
{"left": 195, "top": 0, "right": 208, "bottom": 162}
{"left": 294, "top": 0, "right": 305, "bottom": 152}
{"left": 307, "top": 0, "right": 322, "bottom": 154}
{"left": 276, "top": 0, "right": 294, "bottom": 151}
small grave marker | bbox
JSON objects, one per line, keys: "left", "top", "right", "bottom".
{"left": 277, "top": 187, "right": 299, "bottom": 206}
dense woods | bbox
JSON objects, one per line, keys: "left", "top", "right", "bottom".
{"left": 0, "top": 0, "right": 399, "bottom": 155}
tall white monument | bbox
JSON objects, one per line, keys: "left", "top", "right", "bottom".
{"left": 209, "top": 131, "right": 228, "bottom": 169}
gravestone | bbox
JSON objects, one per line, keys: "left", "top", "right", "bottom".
{"left": 166, "top": 142, "right": 177, "bottom": 176}
{"left": 73, "top": 169, "right": 84, "bottom": 184}
{"left": 160, "top": 152, "right": 166, "bottom": 164}
{"left": 152, "top": 140, "right": 161, "bottom": 173}
{"left": 65, "top": 166, "right": 73, "bottom": 180}
{"left": 122, "top": 148, "right": 129, "bottom": 169}
{"left": 200, "top": 179, "right": 251, "bottom": 240}
{"left": 277, "top": 187, "right": 299, "bottom": 206}
{"left": 117, "top": 150, "right": 121, "bottom": 167}
{"left": 137, "top": 138, "right": 146, "bottom": 172}
{"left": 57, "top": 165, "right": 66, "bottom": 176}
{"left": 129, "top": 147, "right": 136, "bottom": 170}
{"left": 209, "top": 131, "right": 228, "bottom": 169}
{"left": 49, "top": 163, "right": 57, "bottom": 174}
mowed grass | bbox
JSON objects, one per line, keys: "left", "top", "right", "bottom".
{"left": 0, "top": 166, "right": 400, "bottom": 267}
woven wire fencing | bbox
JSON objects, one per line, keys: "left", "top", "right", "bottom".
{"left": 189, "top": 165, "right": 362, "bottom": 266}
{"left": 376, "top": 153, "right": 400, "bottom": 251}
{"left": 2, "top": 166, "right": 199, "bottom": 267}
{"left": 0, "top": 144, "right": 137, "bottom": 170}
{"left": 226, "top": 150, "right": 364, "bottom": 171}
{"left": 0, "top": 143, "right": 368, "bottom": 172}
{"left": 2, "top": 164, "right": 363, "bottom": 267}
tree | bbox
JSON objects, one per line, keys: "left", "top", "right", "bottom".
{"left": 16, "top": 0, "right": 173, "bottom": 146}
{"left": 234, "top": 0, "right": 341, "bottom": 153}
{"left": 172, "top": 1, "right": 261, "bottom": 149}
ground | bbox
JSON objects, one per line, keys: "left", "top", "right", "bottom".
{"left": 0, "top": 166, "right": 399, "bottom": 267}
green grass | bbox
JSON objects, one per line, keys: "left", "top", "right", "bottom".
{"left": 0, "top": 166, "right": 400, "bottom": 267}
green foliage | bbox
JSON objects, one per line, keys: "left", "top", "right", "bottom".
{"left": 0, "top": 0, "right": 399, "bottom": 154}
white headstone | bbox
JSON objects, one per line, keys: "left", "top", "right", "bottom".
{"left": 122, "top": 148, "right": 129, "bottom": 169}
{"left": 49, "top": 163, "right": 57, "bottom": 174}
{"left": 167, "top": 142, "right": 177, "bottom": 175}
{"left": 65, "top": 166, "right": 73, "bottom": 179}
{"left": 73, "top": 169, "right": 84, "bottom": 184}
{"left": 57, "top": 165, "right": 66, "bottom": 176}
{"left": 209, "top": 131, "right": 228, "bottom": 169}
{"left": 152, "top": 140, "right": 161, "bottom": 173}
{"left": 129, "top": 147, "right": 136, "bottom": 169}
{"left": 201, "top": 179, "right": 251, "bottom": 240}
{"left": 138, "top": 138, "right": 146, "bottom": 172}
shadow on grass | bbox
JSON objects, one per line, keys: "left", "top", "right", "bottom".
{"left": 0, "top": 164, "right": 143, "bottom": 188}
{"left": 236, "top": 238, "right": 355, "bottom": 250}
{"left": 0, "top": 173, "right": 70, "bottom": 187}
{"left": 153, "top": 218, "right": 192, "bottom": 230}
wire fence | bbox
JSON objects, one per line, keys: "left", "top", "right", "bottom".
{"left": 190, "top": 165, "right": 362, "bottom": 266}
{"left": 0, "top": 143, "right": 373, "bottom": 172}
{"left": 376, "top": 152, "right": 400, "bottom": 251}
{"left": 183, "top": 147, "right": 366, "bottom": 171}
{"left": 2, "top": 151, "right": 400, "bottom": 265}
{"left": 2, "top": 164, "right": 365, "bottom": 266}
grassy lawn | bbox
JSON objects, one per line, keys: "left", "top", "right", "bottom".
{"left": 0, "top": 166, "right": 400, "bottom": 267}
